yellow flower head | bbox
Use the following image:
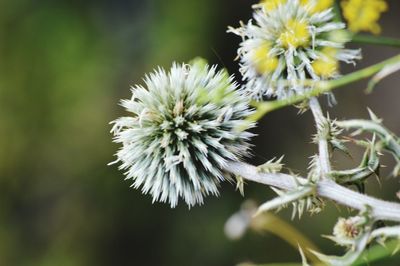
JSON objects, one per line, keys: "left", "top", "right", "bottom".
{"left": 312, "top": 47, "right": 339, "bottom": 78}
{"left": 251, "top": 42, "right": 279, "bottom": 74}
{"left": 229, "top": 0, "right": 361, "bottom": 100}
{"left": 341, "top": 0, "right": 388, "bottom": 34}
{"left": 279, "top": 19, "right": 311, "bottom": 48}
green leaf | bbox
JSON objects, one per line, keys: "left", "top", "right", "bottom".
{"left": 353, "top": 239, "right": 400, "bottom": 266}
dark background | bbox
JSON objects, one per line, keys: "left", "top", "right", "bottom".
{"left": 1, "top": 1, "right": 399, "bottom": 265}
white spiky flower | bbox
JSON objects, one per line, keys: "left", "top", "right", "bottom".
{"left": 331, "top": 216, "right": 365, "bottom": 247}
{"left": 110, "top": 60, "right": 255, "bottom": 208}
{"left": 229, "top": 0, "right": 361, "bottom": 100}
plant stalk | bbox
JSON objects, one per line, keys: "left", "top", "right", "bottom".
{"left": 352, "top": 34, "right": 400, "bottom": 48}
{"left": 249, "top": 54, "right": 400, "bottom": 122}
{"left": 309, "top": 97, "right": 331, "bottom": 177}
{"left": 226, "top": 161, "right": 400, "bottom": 222}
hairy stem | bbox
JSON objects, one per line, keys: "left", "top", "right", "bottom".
{"left": 309, "top": 97, "right": 331, "bottom": 177}
{"left": 226, "top": 161, "right": 400, "bottom": 222}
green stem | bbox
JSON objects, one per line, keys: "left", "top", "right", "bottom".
{"left": 248, "top": 54, "right": 400, "bottom": 122}
{"left": 352, "top": 34, "right": 400, "bottom": 48}
{"left": 333, "top": 1, "right": 343, "bottom": 23}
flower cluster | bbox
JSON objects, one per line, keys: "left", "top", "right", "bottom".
{"left": 229, "top": 0, "right": 361, "bottom": 100}
{"left": 341, "top": 0, "right": 388, "bottom": 34}
{"left": 110, "top": 61, "right": 254, "bottom": 207}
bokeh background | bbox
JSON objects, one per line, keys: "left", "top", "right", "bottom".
{"left": 1, "top": 0, "right": 400, "bottom": 265}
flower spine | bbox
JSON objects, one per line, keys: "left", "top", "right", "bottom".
{"left": 229, "top": 0, "right": 361, "bottom": 100}
{"left": 110, "top": 60, "right": 255, "bottom": 208}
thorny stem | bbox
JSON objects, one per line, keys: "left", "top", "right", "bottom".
{"left": 309, "top": 97, "right": 331, "bottom": 177}
{"left": 226, "top": 161, "right": 400, "bottom": 222}
{"left": 248, "top": 54, "right": 400, "bottom": 122}
{"left": 336, "top": 119, "right": 400, "bottom": 157}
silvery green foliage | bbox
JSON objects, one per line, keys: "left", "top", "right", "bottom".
{"left": 229, "top": 0, "right": 361, "bottom": 100}
{"left": 256, "top": 156, "right": 284, "bottom": 173}
{"left": 335, "top": 110, "right": 400, "bottom": 177}
{"left": 110, "top": 60, "right": 255, "bottom": 207}
{"left": 250, "top": 109, "right": 400, "bottom": 265}
{"left": 367, "top": 60, "right": 400, "bottom": 93}
{"left": 312, "top": 212, "right": 374, "bottom": 266}
{"left": 313, "top": 210, "right": 400, "bottom": 266}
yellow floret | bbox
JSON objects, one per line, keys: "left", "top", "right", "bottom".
{"left": 279, "top": 19, "right": 310, "bottom": 48}
{"left": 341, "top": 0, "right": 388, "bottom": 34}
{"left": 260, "top": 0, "right": 287, "bottom": 11}
{"left": 312, "top": 48, "right": 339, "bottom": 78}
{"left": 300, "top": 0, "right": 334, "bottom": 13}
{"left": 252, "top": 42, "right": 279, "bottom": 74}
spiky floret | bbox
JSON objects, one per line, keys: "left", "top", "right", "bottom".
{"left": 229, "top": 0, "right": 361, "bottom": 100}
{"left": 110, "top": 61, "right": 255, "bottom": 208}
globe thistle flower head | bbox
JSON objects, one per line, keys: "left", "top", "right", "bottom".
{"left": 110, "top": 60, "right": 255, "bottom": 208}
{"left": 229, "top": 0, "right": 361, "bottom": 100}
{"left": 341, "top": 0, "right": 388, "bottom": 34}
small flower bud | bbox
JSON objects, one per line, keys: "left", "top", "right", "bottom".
{"left": 333, "top": 216, "right": 364, "bottom": 240}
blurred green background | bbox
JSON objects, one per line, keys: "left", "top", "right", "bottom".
{"left": 1, "top": 0, "right": 399, "bottom": 265}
